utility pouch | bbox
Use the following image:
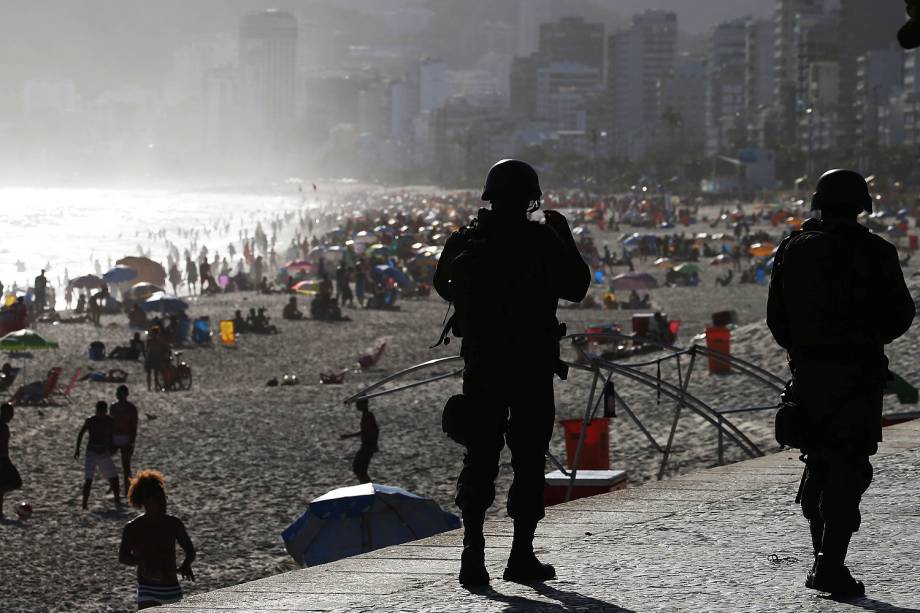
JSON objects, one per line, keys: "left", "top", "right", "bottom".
{"left": 775, "top": 380, "right": 806, "bottom": 449}
{"left": 442, "top": 394, "right": 471, "bottom": 446}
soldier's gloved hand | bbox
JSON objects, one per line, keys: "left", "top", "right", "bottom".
{"left": 542, "top": 210, "right": 572, "bottom": 235}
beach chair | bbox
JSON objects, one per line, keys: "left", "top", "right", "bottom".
{"left": 358, "top": 342, "right": 386, "bottom": 370}
{"left": 60, "top": 368, "right": 81, "bottom": 402}
{"left": 219, "top": 320, "right": 236, "bottom": 347}
{"left": 11, "top": 367, "right": 61, "bottom": 406}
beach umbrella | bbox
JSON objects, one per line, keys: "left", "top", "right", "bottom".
{"left": 292, "top": 280, "right": 321, "bottom": 296}
{"left": 609, "top": 272, "right": 658, "bottom": 291}
{"left": 116, "top": 256, "right": 166, "bottom": 286}
{"left": 653, "top": 257, "right": 673, "bottom": 269}
{"left": 131, "top": 282, "right": 164, "bottom": 300}
{"left": 102, "top": 266, "right": 138, "bottom": 284}
{"left": 139, "top": 292, "right": 188, "bottom": 314}
{"left": 365, "top": 244, "right": 389, "bottom": 258}
{"left": 710, "top": 254, "right": 732, "bottom": 266}
{"left": 285, "top": 260, "right": 313, "bottom": 273}
{"left": 748, "top": 243, "right": 775, "bottom": 258}
{"left": 673, "top": 263, "right": 700, "bottom": 275}
{"left": 281, "top": 483, "right": 460, "bottom": 567}
{"left": 0, "top": 329, "right": 58, "bottom": 352}
{"left": 70, "top": 274, "right": 105, "bottom": 290}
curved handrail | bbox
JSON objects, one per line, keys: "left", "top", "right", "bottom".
{"left": 565, "top": 358, "right": 763, "bottom": 458}
{"left": 565, "top": 331, "right": 785, "bottom": 390}
{"left": 343, "top": 356, "right": 463, "bottom": 405}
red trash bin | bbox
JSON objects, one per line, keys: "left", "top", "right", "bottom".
{"left": 705, "top": 327, "right": 731, "bottom": 374}
{"left": 559, "top": 418, "right": 610, "bottom": 470}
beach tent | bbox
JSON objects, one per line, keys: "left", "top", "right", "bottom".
{"left": 282, "top": 483, "right": 460, "bottom": 567}
{"left": 139, "top": 292, "right": 188, "bottom": 314}
{"left": 609, "top": 272, "right": 658, "bottom": 291}
{"left": 116, "top": 257, "right": 166, "bottom": 287}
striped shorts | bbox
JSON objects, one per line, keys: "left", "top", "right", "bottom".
{"left": 137, "top": 582, "right": 182, "bottom": 606}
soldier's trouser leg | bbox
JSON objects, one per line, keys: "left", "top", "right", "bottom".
{"left": 801, "top": 452, "right": 873, "bottom": 566}
{"left": 455, "top": 378, "right": 507, "bottom": 586}
{"left": 505, "top": 375, "right": 555, "bottom": 525}
{"left": 503, "top": 376, "right": 556, "bottom": 581}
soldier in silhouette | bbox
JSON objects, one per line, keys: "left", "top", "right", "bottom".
{"left": 434, "top": 159, "right": 590, "bottom": 587}
{"left": 768, "top": 169, "right": 915, "bottom": 597}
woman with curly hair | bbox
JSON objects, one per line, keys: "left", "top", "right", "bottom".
{"left": 118, "top": 470, "right": 196, "bottom": 610}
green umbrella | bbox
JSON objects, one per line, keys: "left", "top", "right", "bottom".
{"left": 0, "top": 329, "right": 59, "bottom": 352}
{"left": 673, "top": 263, "right": 700, "bottom": 275}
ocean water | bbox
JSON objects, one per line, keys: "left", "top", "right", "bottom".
{"left": 2, "top": 186, "right": 317, "bottom": 305}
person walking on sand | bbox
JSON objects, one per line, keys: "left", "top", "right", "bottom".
{"left": 185, "top": 257, "right": 198, "bottom": 296}
{"left": 111, "top": 385, "right": 139, "bottom": 496}
{"left": 434, "top": 159, "right": 590, "bottom": 587}
{"left": 119, "top": 470, "right": 196, "bottom": 610}
{"left": 75, "top": 401, "right": 121, "bottom": 509}
{"left": 340, "top": 398, "right": 378, "bottom": 484}
{"left": 0, "top": 403, "right": 23, "bottom": 518}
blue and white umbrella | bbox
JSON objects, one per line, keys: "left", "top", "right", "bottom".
{"left": 102, "top": 265, "right": 138, "bottom": 284}
{"left": 139, "top": 291, "right": 188, "bottom": 314}
{"left": 282, "top": 483, "right": 460, "bottom": 567}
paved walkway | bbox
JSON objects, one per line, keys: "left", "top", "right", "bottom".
{"left": 163, "top": 419, "right": 920, "bottom": 612}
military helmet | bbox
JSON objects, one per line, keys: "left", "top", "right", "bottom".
{"left": 810, "top": 169, "right": 873, "bottom": 215}
{"left": 481, "top": 159, "right": 542, "bottom": 203}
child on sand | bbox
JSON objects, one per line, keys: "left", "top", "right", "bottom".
{"left": 1, "top": 402, "right": 23, "bottom": 518}
{"left": 119, "top": 470, "right": 196, "bottom": 610}
{"left": 74, "top": 400, "right": 120, "bottom": 508}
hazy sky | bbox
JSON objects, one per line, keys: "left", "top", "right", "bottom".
{"left": 0, "top": 0, "right": 774, "bottom": 113}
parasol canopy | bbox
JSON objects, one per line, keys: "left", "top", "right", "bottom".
{"left": 609, "top": 272, "right": 658, "bottom": 291}
{"left": 116, "top": 256, "right": 166, "bottom": 286}
{"left": 281, "top": 483, "right": 460, "bottom": 567}
{"left": 102, "top": 266, "right": 138, "bottom": 284}
{"left": 70, "top": 274, "right": 105, "bottom": 290}
{"left": 0, "top": 329, "right": 58, "bottom": 352}
{"left": 672, "top": 263, "right": 700, "bottom": 275}
{"left": 139, "top": 292, "right": 188, "bottom": 314}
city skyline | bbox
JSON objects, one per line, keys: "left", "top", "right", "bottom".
{"left": 0, "top": 1, "right": 913, "bottom": 191}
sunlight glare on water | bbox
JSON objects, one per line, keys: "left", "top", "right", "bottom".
{"left": 2, "top": 186, "right": 314, "bottom": 296}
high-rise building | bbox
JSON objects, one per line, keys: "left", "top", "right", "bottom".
{"left": 419, "top": 59, "right": 451, "bottom": 113}
{"left": 854, "top": 49, "right": 902, "bottom": 152}
{"left": 705, "top": 18, "right": 748, "bottom": 156}
{"left": 658, "top": 59, "right": 707, "bottom": 155}
{"left": 837, "top": 0, "right": 905, "bottom": 149}
{"left": 607, "top": 10, "right": 678, "bottom": 158}
{"left": 535, "top": 61, "right": 602, "bottom": 130}
{"left": 510, "top": 54, "right": 539, "bottom": 116}
{"left": 773, "top": 0, "right": 823, "bottom": 142}
{"left": 517, "top": 0, "right": 556, "bottom": 56}
{"left": 239, "top": 10, "right": 297, "bottom": 150}
{"left": 538, "top": 16, "right": 605, "bottom": 73}
{"left": 745, "top": 19, "right": 775, "bottom": 114}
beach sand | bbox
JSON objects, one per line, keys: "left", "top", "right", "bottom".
{"left": 1, "top": 217, "right": 917, "bottom": 612}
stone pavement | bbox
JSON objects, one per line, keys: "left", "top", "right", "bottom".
{"left": 163, "top": 419, "right": 920, "bottom": 612}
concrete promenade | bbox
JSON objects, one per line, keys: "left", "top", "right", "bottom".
{"left": 163, "top": 419, "right": 920, "bottom": 612}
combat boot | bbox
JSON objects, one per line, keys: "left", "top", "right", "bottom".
{"left": 804, "top": 520, "right": 824, "bottom": 587}
{"left": 502, "top": 519, "right": 555, "bottom": 583}
{"left": 458, "top": 516, "right": 489, "bottom": 587}
{"left": 806, "top": 527, "right": 864, "bottom": 598}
